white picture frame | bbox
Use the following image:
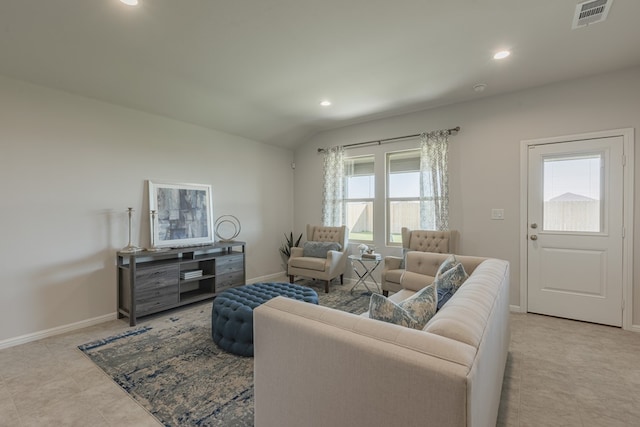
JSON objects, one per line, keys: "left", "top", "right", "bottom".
{"left": 147, "top": 180, "right": 214, "bottom": 248}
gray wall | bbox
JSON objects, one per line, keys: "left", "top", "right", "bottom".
{"left": 1, "top": 65, "right": 638, "bottom": 344}
{"left": 0, "top": 75, "right": 294, "bottom": 343}
{"left": 293, "top": 66, "right": 640, "bottom": 326}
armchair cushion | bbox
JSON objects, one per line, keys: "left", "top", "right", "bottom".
{"left": 288, "top": 256, "right": 327, "bottom": 272}
{"left": 369, "top": 284, "right": 437, "bottom": 330}
{"left": 302, "top": 241, "right": 342, "bottom": 258}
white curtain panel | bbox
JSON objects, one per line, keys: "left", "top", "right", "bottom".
{"left": 322, "top": 146, "right": 345, "bottom": 226}
{"left": 420, "top": 131, "right": 449, "bottom": 231}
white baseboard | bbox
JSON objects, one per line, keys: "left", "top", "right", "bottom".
{"left": 508, "top": 305, "right": 640, "bottom": 332}
{"left": 0, "top": 312, "right": 117, "bottom": 350}
{"left": 510, "top": 304, "right": 524, "bottom": 313}
{"left": 629, "top": 324, "right": 640, "bottom": 333}
{"left": 246, "top": 271, "right": 289, "bottom": 283}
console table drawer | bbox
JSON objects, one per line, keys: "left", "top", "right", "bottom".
{"left": 216, "top": 271, "right": 245, "bottom": 292}
{"left": 137, "top": 287, "right": 179, "bottom": 316}
{"left": 136, "top": 264, "right": 179, "bottom": 292}
{"left": 137, "top": 283, "right": 179, "bottom": 302}
{"left": 135, "top": 264, "right": 179, "bottom": 316}
{"left": 216, "top": 255, "right": 244, "bottom": 275}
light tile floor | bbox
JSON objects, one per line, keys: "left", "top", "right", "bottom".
{"left": 1, "top": 306, "right": 639, "bottom": 426}
{"left": 498, "top": 313, "right": 640, "bottom": 426}
{"left": 0, "top": 318, "right": 162, "bottom": 427}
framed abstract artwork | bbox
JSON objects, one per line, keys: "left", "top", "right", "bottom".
{"left": 147, "top": 180, "right": 214, "bottom": 248}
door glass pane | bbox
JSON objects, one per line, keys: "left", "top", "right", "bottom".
{"left": 543, "top": 154, "right": 602, "bottom": 232}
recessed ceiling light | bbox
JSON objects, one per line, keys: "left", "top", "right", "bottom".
{"left": 493, "top": 50, "right": 511, "bottom": 60}
{"left": 320, "top": 100, "right": 332, "bottom": 107}
{"left": 120, "top": 0, "right": 139, "bottom": 6}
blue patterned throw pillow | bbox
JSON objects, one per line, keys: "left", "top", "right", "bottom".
{"left": 436, "top": 254, "right": 458, "bottom": 277}
{"left": 436, "top": 287, "right": 454, "bottom": 311}
{"left": 433, "top": 261, "right": 468, "bottom": 293}
{"left": 302, "top": 241, "right": 342, "bottom": 258}
{"left": 369, "top": 284, "right": 437, "bottom": 330}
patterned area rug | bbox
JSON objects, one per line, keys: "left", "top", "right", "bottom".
{"left": 79, "top": 281, "right": 371, "bottom": 427}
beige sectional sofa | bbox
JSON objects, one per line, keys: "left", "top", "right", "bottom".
{"left": 254, "top": 252, "right": 510, "bottom": 427}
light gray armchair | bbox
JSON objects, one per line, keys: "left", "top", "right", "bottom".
{"left": 381, "top": 227, "right": 456, "bottom": 296}
{"left": 288, "top": 224, "right": 349, "bottom": 293}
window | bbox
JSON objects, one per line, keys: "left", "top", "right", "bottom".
{"left": 386, "top": 150, "right": 421, "bottom": 244}
{"left": 344, "top": 156, "right": 374, "bottom": 242}
{"left": 331, "top": 134, "right": 449, "bottom": 247}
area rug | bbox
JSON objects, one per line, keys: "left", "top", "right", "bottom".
{"left": 78, "top": 281, "right": 371, "bottom": 427}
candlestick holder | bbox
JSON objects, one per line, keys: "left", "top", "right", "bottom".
{"left": 121, "top": 207, "right": 142, "bottom": 253}
{"left": 146, "top": 209, "right": 167, "bottom": 251}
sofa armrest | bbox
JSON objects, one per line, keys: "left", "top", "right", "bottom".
{"left": 289, "top": 246, "right": 304, "bottom": 258}
{"left": 254, "top": 297, "right": 475, "bottom": 427}
{"left": 326, "top": 249, "right": 347, "bottom": 274}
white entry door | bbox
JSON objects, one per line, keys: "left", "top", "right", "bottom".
{"left": 527, "top": 136, "right": 624, "bottom": 326}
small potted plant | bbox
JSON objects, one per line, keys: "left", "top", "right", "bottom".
{"left": 280, "top": 231, "right": 302, "bottom": 272}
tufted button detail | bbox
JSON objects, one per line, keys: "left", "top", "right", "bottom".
{"left": 407, "top": 230, "right": 450, "bottom": 254}
{"left": 312, "top": 226, "right": 344, "bottom": 244}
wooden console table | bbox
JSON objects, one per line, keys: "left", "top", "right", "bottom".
{"left": 117, "top": 242, "right": 245, "bottom": 326}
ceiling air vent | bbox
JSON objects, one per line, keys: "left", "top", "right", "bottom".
{"left": 572, "top": 0, "right": 612, "bottom": 29}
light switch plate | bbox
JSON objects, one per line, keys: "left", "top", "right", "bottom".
{"left": 491, "top": 209, "right": 504, "bottom": 220}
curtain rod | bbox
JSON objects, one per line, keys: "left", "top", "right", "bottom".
{"left": 317, "top": 126, "right": 460, "bottom": 153}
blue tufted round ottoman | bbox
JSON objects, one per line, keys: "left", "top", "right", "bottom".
{"left": 211, "top": 282, "right": 318, "bottom": 356}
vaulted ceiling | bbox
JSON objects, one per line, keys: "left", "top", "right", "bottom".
{"left": 1, "top": 0, "right": 639, "bottom": 149}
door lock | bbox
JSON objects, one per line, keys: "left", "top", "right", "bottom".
{"left": 530, "top": 223, "right": 538, "bottom": 229}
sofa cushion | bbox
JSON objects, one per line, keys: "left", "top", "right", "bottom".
{"left": 404, "top": 252, "right": 449, "bottom": 279}
{"left": 400, "top": 271, "right": 436, "bottom": 292}
{"left": 302, "top": 241, "right": 341, "bottom": 258}
{"left": 369, "top": 284, "right": 437, "bottom": 330}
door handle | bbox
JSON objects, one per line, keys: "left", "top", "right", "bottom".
{"left": 530, "top": 235, "right": 538, "bottom": 241}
